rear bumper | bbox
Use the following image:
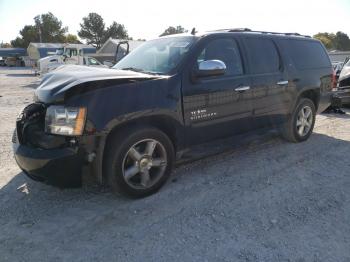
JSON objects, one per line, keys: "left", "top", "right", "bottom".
{"left": 332, "top": 87, "right": 350, "bottom": 106}
{"left": 317, "top": 91, "right": 332, "bottom": 113}
{"left": 13, "top": 141, "right": 84, "bottom": 188}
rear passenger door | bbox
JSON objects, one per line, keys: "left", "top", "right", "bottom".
{"left": 242, "top": 37, "right": 291, "bottom": 126}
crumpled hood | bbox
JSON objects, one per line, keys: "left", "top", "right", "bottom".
{"left": 35, "top": 65, "right": 160, "bottom": 103}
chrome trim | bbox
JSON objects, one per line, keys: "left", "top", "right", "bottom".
{"left": 277, "top": 80, "right": 289, "bottom": 85}
{"left": 235, "top": 86, "right": 250, "bottom": 91}
{"left": 198, "top": 60, "right": 226, "bottom": 71}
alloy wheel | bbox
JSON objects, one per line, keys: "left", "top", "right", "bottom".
{"left": 122, "top": 139, "right": 167, "bottom": 189}
{"left": 296, "top": 105, "right": 313, "bottom": 137}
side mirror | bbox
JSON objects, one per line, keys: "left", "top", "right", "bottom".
{"left": 196, "top": 60, "right": 226, "bottom": 77}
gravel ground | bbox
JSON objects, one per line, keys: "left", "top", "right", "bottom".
{"left": 1, "top": 67, "right": 350, "bottom": 262}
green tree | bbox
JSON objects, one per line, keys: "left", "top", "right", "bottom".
{"left": 313, "top": 32, "right": 335, "bottom": 50}
{"left": 10, "top": 13, "right": 67, "bottom": 47}
{"left": 11, "top": 25, "right": 38, "bottom": 47}
{"left": 34, "top": 12, "right": 67, "bottom": 42}
{"left": 64, "top": 34, "right": 81, "bottom": 44}
{"left": 103, "top": 21, "right": 129, "bottom": 42}
{"left": 159, "top": 26, "right": 187, "bottom": 37}
{"left": 78, "top": 13, "right": 105, "bottom": 48}
{"left": 78, "top": 13, "right": 129, "bottom": 48}
{"left": 333, "top": 31, "right": 350, "bottom": 51}
{"left": 314, "top": 31, "right": 350, "bottom": 51}
{"left": 10, "top": 37, "right": 25, "bottom": 48}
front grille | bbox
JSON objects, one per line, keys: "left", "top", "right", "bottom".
{"left": 16, "top": 103, "right": 46, "bottom": 145}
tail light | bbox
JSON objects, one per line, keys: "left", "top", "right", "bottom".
{"left": 332, "top": 70, "right": 337, "bottom": 91}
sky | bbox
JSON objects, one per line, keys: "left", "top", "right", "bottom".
{"left": 0, "top": 0, "right": 350, "bottom": 44}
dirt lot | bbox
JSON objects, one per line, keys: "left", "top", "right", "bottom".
{"left": 1, "top": 67, "right": 350, "bottom": 262}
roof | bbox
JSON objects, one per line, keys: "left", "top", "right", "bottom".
{"left": 205, "top": 28, "right": 311, "bottom": 38}
{"left": 159, "top": 28, "right": 313, "bottom": 40}
{"left": 0, "top": 48, "right": 27, "bottom": 57}
{"left": 28, "top": 43, "right": 63, "bottom": 48}
{"left": 27, "top": 43, "right": 96, "bottom": 59}
{"left": 97, "top": 38, "right": 144, "bottom": 55}
{"left": 28, "top": 43, "right": 95, "bottom": 50}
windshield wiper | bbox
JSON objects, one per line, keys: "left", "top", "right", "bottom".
{"left": 120, "top": 67, "right": 163, "bottom": 76}
{"left": 120, "top": 67, "right": 144, "bottom": 72}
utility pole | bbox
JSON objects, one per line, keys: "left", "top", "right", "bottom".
{"left": 35, "top": 16, "right": 42, "bottom": 43}
{"left": 38, "top": 27, "right": 42, "bottom": 43}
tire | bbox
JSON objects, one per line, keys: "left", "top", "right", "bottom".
{"left": 281, "top": 98, "right": 316, "bottom": 143}
{"left": 104, "top": 126, "right": 175, "bottom": 198}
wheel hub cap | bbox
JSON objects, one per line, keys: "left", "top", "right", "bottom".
{"left": 139, "top": 157, "right": 153, "bottom": 170}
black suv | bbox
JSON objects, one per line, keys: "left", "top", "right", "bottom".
{"left": 13, "top": 29, "right": 333, "bottom": 197}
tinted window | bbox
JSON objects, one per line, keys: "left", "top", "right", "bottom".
{"left": 244, "top": 38, "right": 280, "bottom": 74}
{"left": 284, "top": 40, "right": 330, "bottom": 69}
{"left": 197, "top": 38, "right": 243, "bottom": 76}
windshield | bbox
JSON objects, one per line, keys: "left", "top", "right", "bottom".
{"left": 113, "top": 36, "right": 196, "bottom": 74}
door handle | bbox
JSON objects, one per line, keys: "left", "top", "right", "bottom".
{"left": 235, "top": 86, "right": 250, "bottom": 92}
{"left": 277, "top": 80, "right": 289, "bottom": 86}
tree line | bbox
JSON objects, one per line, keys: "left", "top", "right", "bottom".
{"left": 313, "top": 32, "right": 350, "bottom": 51}
{"left": 4, "top": 12, "right": 350, "bottom": 52}
{"left": 4, "top": 12, "right": 187, "bottom": 49}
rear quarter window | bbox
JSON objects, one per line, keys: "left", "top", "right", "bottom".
{"left": 284, "top": 40, "right": 331, "bottom": 69}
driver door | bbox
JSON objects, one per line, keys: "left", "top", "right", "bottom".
{"left": 182, "top": 37, "right": 253, "bottom": 145}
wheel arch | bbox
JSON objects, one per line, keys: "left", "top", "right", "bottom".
{"left": 298, "top": 88, "right": 320, "bottom": 110}
{"left": 100, "top": 115, "right": 184, "bottom": 183}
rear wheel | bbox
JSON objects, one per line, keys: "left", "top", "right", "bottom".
{"left": 281, "top": 98, "right": 316, "bottom": 142}
{"left": 104, "top": 127, "right": 175, "bottom": 198}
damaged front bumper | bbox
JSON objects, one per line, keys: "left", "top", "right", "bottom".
{"left": 12, "top": 103, "right": 90, "bottom": 188}
{"left": 12, "top": 139, "right": 84, "bottom": 187}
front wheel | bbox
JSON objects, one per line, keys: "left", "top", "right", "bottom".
{"left": 281, "top": 98, "right": 316, "bottom": 142}
{"left": 104, "top": 127, "right": 175, "bottom": 198}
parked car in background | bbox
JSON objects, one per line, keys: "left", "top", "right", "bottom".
{"left": 0, "top": 57, "right": 5, "bottom": 66}
{"left": 5, "top": 57, "right": 25, "bottom": 67}
{"left": 13, "top": 29, "right": 333, "bottom": 198}
{"left": 332, "top": 61, "right": 344, "bottom": 81}
{"left": 338, "top": 57, "right": 350, "bottom": 87}
{"left": 37, "top": 45, "right": 107, "bottom": 75}
{"left": 333, "top": 57, "right": 350, "bottom": 106}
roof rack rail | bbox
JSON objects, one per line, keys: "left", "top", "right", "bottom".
{"left": 226, "top": 29, "right": 311, "bottom": 38}
{"left": 228, "top": 28, "right": 252, "bottom": 32}
{"left": 209, "top": 28, "right": 252, "bottom": 32}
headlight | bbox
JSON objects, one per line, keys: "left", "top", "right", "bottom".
{"left": 45, "top": 106, "right": 87, "bottom": 136}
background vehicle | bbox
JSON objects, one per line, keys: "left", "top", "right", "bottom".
{"left": 333, "top": 57, "right": 350, "bottom": 106}
{"left": 338, "top": 57, "right": 350, "bottom": 87}
{"left": 0, "top": 57, "right": 5, "bottom": 66}
{"left": 332, "top": 61, "right": 344, "bottom": 81}
{"left": 5, "top": 56, "right": 25, "bottom": 67}
{"left": 37, "top": 45, "right": 106, "bottom": 75}
{"left": 13, "top": 29, "right": 333, "bottom": 198}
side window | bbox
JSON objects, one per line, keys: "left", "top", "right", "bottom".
{"left": 197, "top": 38, "right": 243, "bottom": 76}
{"left": 284, "top": 40, "right": 331, "bottom": 69}
{"left": 244, "top": 38, "right": 280, "bottom": 74}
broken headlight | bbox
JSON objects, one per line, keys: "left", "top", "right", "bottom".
{"left": 45, "top": 106, "right": 86, "bottom": 136}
